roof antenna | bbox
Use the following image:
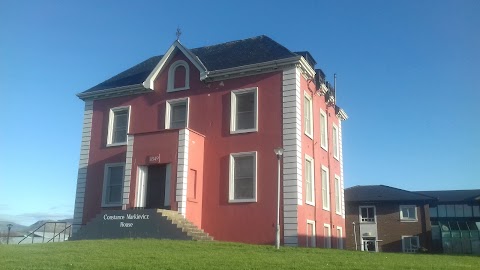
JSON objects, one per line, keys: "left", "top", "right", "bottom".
{"left": 176, "top": 27, "right": 182, "bottom": 41}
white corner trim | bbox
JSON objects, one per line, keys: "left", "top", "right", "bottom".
{"left": 176, "top": 129, "right": 189, "bottom": 217}
{"left": 143, "top": 41, "right": 207, "bottom": 90}
{"left": 339, "top": 121, "right": 345, "bottom": 218}
{"left": 73, "top": 100, "right": 93, "bottom": 233}
{"left": 282, "top": 66, "right": 302, "bottom": 247}
{"left": 122, "top": 135, "right": 134, "bottom": 209}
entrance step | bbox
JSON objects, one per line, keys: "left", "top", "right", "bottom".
{"left": 70, "top": 209, "right": 213, "bottom": 241}
{"left": 157, "top": 209, "right": 213, "bottom": 241}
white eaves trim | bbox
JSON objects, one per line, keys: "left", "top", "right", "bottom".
{"left": 143, "top": 40, "right": 208, "bottom": 90}
{"left": 77, "top": 84, "right": 149, "bottom": 101}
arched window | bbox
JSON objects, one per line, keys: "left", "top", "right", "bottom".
{"left": 167, "top": 60, "right": 190, "bottom": 92}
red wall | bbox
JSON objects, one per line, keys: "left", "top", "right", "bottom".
{"left": 297, "top": 75, "right": 345, "bottom": 248}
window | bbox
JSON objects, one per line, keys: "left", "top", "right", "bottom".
{"left": 230, "top": 87, "right": 258, "bottom": 134}
{"left": 166, "top": 98, "right": 189, "bottom": 129}
{"left": 304, "top": 93, "right": 313, "bottom": 138}
{"left": 320, "top": 109, "right": 328, "bottom": 150}
{"left": 102, "top": 163, "right": 125, "bottom": 207}
{"left": 324, "top": 224, "right": 331, "bottom": 248}
{"left": 360, "top": 206, "right": 375, "bottom": 222}
{"left": 107, "top": 106, "right": 130, "bottom": 146}
{"left": 167, "top": 60, "right": 190, "bottom": 92}
{"left": 321, "top": 166, "right": 330, "bottom": 210}
{"left": 400, "top": 205, "right": 417, "bottom": 221}
{"left": 334, "top": 175, "right": 342, "bottom": 215}
{"left": 402, "top": 236, "right": 419, "bottom": 253}
{"left": 337, "top": 227, "right": 343, "bottom": 249}
{"left": 229, "top": 152, "right": 257, "bottom": 202}
{"left": 305, "top": 156, "right": 315, "bottom": 205}
{"left": 306, "top": 220, "right": 316, "bottom": 247}
{"left": 332, "top": 124, "right": 339, "bottom": 159}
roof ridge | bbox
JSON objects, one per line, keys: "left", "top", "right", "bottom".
{"left": 191, "top": 35, "right": 270, "bottom": 51}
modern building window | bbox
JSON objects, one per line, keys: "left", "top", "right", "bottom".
{"left": 230, "top": 87, "right": 258, "bottom": 134}
{"left": 167, "top": 60, "right": 190, "bottom": 92}
{"left": 332, "top": 124, "right": 339, "bottom": 159}
{"left": 334, "top": 175, "right": 342, "bottom": 215}
{"left": 321, "top": 166, "right": 330, "bottom": 210}
{"left": 166, "top": 98, "right": 189, "bottom": 129}
{"left": 306, "top": 220, "right": 316, "bottom": 247}
{"left": 320, "top": 109, "right": 328, "bottom": 150}
{"left": 102, "top": 163, "right": 125, "bottom": 207}
{"left": 400, "top": 205, "right": 417, "bottom": 221}
{"left": 402, "top": 236, "right": 419, "bottom": 253}
{"left": 324, "top": 224, "right": 331, "bottom": 248}
{"left": 305, "top": 155, "right": 315, "bottom": 205}
{"left": 229, "top": 152, "right": 257, "bottom": 202}
{"left": 304, "top": 93, "right": 313, "bottom": 138}
{"left": 360, "top": 206, "right": 375, "bottom": 222}
{"left": 337, "top": 227, "right": 343, "bottom": 249}
{"left": 107, "top": 106, "right": 130, "bottom": 146}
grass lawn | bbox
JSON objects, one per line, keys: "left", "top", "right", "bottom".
{"left": 0, "top": 239, "right": 478, "bottom": 269}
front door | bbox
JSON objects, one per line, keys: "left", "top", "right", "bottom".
{"left": 146, "top": 165, "right": 167, "bottom": 209}
{"left": 363, "top": 237, "right": 377, "bottom": 252}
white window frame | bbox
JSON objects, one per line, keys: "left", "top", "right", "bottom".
{"left": 400, "top": 205, "right": 418, "bottom": 222}
{"left": 306, "top": 220, "right": 316, "bottom": 247}
{"left": 359, "top": 206, "right": 376, "bottom": 223}
{"left": 305, "top": 155, "right": 315, "bottom": 206}
{"left": 167, "top": 60, "right": 190, "bottom": 92}
{"left": 102, "top": 163, "right": 125, "bottom": 207}
{"left": 165, "top": 97, "right": 189, "bottom": 129}
{"left": 402, "top": 236, "right": 419, "bottom": 253}
{"left": 320, "top": 109, "right": 328, "bottom": 151}
{"left": 230, "top": 87, "right": 258, "bottom": 134}
{"left": 321, "top": 165, "right": 330, "bottom": 211}
{"left": 304, "top": 93, "right": 313, "bottom": 139}
{"left": 332, "top": 123, "right": 339, "bottom": 160}
{"left": 324, "top": 224, "right": 331, "bottom": 248}
{"left": 337, "top": 226, "right": 343, "bottom": 249}
{"left": 107, "top": 106, "right": 130, "bottom": 147}
{"left": 229, "top": 151, "right": 257, "bottom": 203}
{"left": 334, "top": 174, "right": 342, "bottom": 215}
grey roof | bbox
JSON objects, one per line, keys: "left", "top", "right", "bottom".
{"left": 84, "top": 35, "right": 299, "bottom": 93}
{"left": 416, "top": 190, "right": 480, "bottom": 203}
{"left": 345, "top": 185, "right": 436, "bottom": 203}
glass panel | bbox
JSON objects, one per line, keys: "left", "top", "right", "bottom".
{"left": 430, "top": 206, "right": 438, "bottom": 217}
{"left": 304, "top": 96, "right": 311, "bottom": 134}
{"left": 455, "top": 205, "right": 464, "bottom": 217}
{"left": 170, "top": 103, "right": 187, "bottom": 128}
{"left": 332, "top": 127, "right": 338, "bottom": 156}
{"left": 473, "top": 205, "right": 480, "bottom": 217}
{"left": 322, "top": 169, "right": 328, "bottom": 207}
{"left": 446, "top": 205, "right": 455, "bottom": 217}
{"left": 438, "top": 205, "right": 447, "bottom": 217}
{"left": 467, "top": 222, "right": 478, "bottom": 231}
{"left": 449, "top": 221, "right": 460, "bottom": 231}
{"left": 113, "top": 110, "right": 128, "bottom": 143}
{"left": 234, "top": 155, "right": 254, "bottom": 199}
{"left": 440, "top": 222, "right": 450, "bottom": 231}
{"left": 458, "top": 222, "right": 469, "bottom": 231}
{"left": 236, "top": 92, "right": 254, "bottom": 130}
{"left": 108, "top": 186, "right": 122, "bottom": 202}
{"left": 108, "top": 166, "right": 124, "bottom": 185}
{"left": 305, "top": 160, "right": 313, "bottom": 202}
{"left": 464, "top": 205, "right": 473, "bottom": 217}
{"left": 320, "top": 113, "right": 327, "bottom": 147}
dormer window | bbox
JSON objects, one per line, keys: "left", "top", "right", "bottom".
{"left": 167, "top": 60, "right": 190, "bottom": 92}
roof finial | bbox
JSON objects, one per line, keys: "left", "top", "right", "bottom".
{"left": 176, "top": 27, "right": 182, "bottom": 41}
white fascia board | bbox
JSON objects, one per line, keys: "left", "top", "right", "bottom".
{"left": 76, "top": 84, "right": 149, "bottom": 101}
{"left": 143, "top": 40, "right": 208, "bottom": 90}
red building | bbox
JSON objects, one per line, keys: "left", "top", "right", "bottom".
{"left": 73, "top": 35, "right": 348, "bottom": 247}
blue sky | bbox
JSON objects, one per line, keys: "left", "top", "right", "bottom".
{"left": 1, "top": 0, "right": 478, "bottom": 226}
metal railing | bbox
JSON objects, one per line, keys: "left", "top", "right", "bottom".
{"left": 18, "top": 222, "right": 71, "bottom": 244}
